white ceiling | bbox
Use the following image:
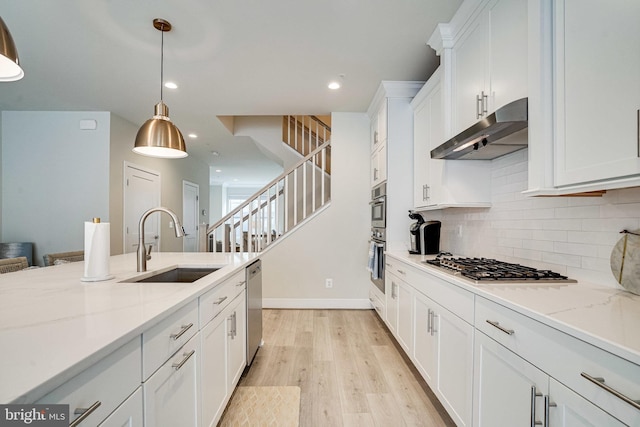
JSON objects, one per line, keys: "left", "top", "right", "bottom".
{"left": 0, "top": 0, "right": 461, "bottom": 186}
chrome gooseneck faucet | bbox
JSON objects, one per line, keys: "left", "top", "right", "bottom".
{"left": 137, "top": 207, "right": 185, "bottom": 272}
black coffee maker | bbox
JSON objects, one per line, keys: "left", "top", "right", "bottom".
{"left": 409, "top": 211, "right": 441, "bottom": 255}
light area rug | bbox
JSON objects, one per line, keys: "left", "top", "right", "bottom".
{"left": 219, "top": 386, "right": 301, "bottom": 427}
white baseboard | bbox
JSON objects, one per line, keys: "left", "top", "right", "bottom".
{"left": 262, "top": 298, "right": 373, "bottom": 309}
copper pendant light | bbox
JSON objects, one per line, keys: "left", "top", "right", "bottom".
{"left": 133, "top": 18, "right": 187, "bottom": 159}
{"left": 0, "top": 16, "right": 24, "bottom": 82}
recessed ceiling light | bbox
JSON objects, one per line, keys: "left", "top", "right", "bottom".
{"left": 233, "top": 178, "right": 239, "bottom": 182}
{"left": 188, "top": 133, "right": 197, "bottom": 139}
{"left": 215, "top": 169, "right": 222, "bottom": 173}
{"left": 328, "top": 81, "right": 340, "bottom": 90}
{"left": 164, "top": 82, "right": 178, "bottom": 89}
{"left": 211, "top": 151, "right": 220, "bottom": 156}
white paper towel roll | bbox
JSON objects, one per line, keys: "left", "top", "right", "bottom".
{"left": 82, "top": 219, "right": 114, "bottom": 282}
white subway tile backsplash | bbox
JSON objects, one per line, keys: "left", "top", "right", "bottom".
{"left": 554, "top": 205, "right": 600, "bottom": 219}
{"left": 600, "top": 202, "right": 640, "bottom": 218}
{"left": 434, "top": 149, "right": 640, "bottom": 289}
{"left": 543, "top": 219, "right": 583, "bottom": 231}
{"left": 553, "top": 242, "right": 598, "bottom": 257}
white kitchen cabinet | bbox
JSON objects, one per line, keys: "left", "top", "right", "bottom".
{"left": 36, "top": 337, "right": 142, "bottom": 427}
{"left": 473, "top": 331, "right": 549, "bottom": 427}
{"left": 143, "top": 333, "right": 200, "bottom": 427}
{"left": 367, "top": 82, "right": 422, "bottom": 251}
{"left": 384, "top": 270, "right": 399, "bottom": 335}
{"left": 415, "top": 292, "right": 473, "bottom": 427}
{"left": 99, "top": 387, "right": 143, "bottom": 427}
{"left": 369, "top": 283, "right": 385, "bottom": 320}
{"left": 396, "top": 276, "right": 413, "bottom": 355}
{"left": 386, "top": 255, "right": 474, "bottom": 427}
{"left": 201, "top": 290, "right": 247, "bottom": 427}
{"left": 528, "top": 0, "right": 640, "bottom": 194}
{"left": 411, "top": 68, "right": 491, "bottom": 210}
{"left": 450, "top": 0, "right": 528, "bottom": 136}
{"left": 370, "top": 141, "right": 387, "bottom": 187}
{"left": 227, "top": 290, "right": 247, "bottom": 390}
{"left": 475, "top": 295, "right": 640, "bottom": 426}
{"left": 548, "top": 378, "right": 626, "bottom": 427}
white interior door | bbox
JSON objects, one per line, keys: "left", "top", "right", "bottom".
{"left": 182, "top": 181, "right": 199, "bottom": 252}
{"left": 124, "top": 163, "right": 161, "bottom": 253}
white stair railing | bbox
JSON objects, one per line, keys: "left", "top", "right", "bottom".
{"left": 206, "top": 140, "right": 331, "bottom": 253}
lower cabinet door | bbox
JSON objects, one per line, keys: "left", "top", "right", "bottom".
{"left": 144, "top": 333, "right": 200, "bottom": 427}
{"left": 548, "top": 378, "right": 626, "bottom": 427}
{"left": 227, "top": 291, "right": 247, "bottom": 390}
{"left": 473, "top": 332, "right": 548, "bottom": 427}
{"left": 201, "top": 311, "right": 229, "bottom": 427}
{"left": 435, "top": 305, "right": 474, "bottom": 427}
{"left": 414, "top": 292, "right": 437, "bottom": 386}
{"left": 99, "top": 387, "right": 143, "bottom": 427}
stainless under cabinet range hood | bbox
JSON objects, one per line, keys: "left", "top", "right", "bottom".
{"left": 431, "top": 97, "right": 528, "bottom": 160}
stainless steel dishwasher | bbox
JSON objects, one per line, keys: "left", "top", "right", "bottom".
{"left": 246, "top": 259, "right": 262, "bottom": 366}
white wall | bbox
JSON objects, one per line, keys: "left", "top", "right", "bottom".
{"left": 1, "top": 111, "right": 110, "bottom": 265}
{"left": 0, "top": 111, "right": 211, "bottom": 264}
{"left": 424, "top": 148, "right": 640, "bottom": 289}
{"left": 260, "top": 112, "right": 371, "bottom": 308}
{"left": 109, "top": 114, "right": 211, "bottom": 254}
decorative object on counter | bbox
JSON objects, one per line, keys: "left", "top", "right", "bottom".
{"left": 0, "top": 256, "right": 28, "bottom": 274}
{"left": 0, "top": 16, "right": 24, "bottom": 81}
{"left": 82, "top": 218, "right": 114, "bottom": 282}
{"left": 0, "top": 242, "right": 33, "bottom": 266}
{"left": 133, "top": 18, "right": 187, "bottom": 159}
{"left": 610, "top": 229, "right": 640, "bottom": 295}
{"left": 43, "top": 250, "right": 84, "bottom": 266}
{"left": 408, "top": 211, "right": 441, "bottom": 255}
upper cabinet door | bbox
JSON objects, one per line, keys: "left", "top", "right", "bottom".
{"left": 553, "top": 0, "right": 640, "bottom": 187}
{"left": 487, "top": 0, "right": 528, "bottom": 112}
{"left": 451, "top": 0, "right": 527, "bottom": 137}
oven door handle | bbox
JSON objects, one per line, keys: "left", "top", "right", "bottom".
{"left": 369, "top": 240, "right": 385, "bottom": 248}
{"left": 369, "top": 198, "right": 385, "bottom": 205}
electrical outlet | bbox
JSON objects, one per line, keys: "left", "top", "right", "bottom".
{"left": 325, "top": 278, "right": 333, "bottom": 288}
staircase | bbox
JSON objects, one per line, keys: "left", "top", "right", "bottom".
{"left": 206, "top": 116, "right": 331, "bottom": 253}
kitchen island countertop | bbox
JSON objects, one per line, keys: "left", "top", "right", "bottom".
{"left": 386, "top": 250, "right": 640, "bottom": 367}
{"left": 0, "top": 252, "right": 259, "bottom": 404}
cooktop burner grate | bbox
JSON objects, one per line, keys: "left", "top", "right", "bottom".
{"left": 425, "top": 257, "right": 576, "bottom": 283}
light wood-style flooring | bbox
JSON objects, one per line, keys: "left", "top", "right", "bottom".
{"left": 239, "top": 309, "right": 456, "bottom": 426}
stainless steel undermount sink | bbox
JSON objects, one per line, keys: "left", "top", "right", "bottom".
{"left": 123, "top": 267, "right": 220, "bottom": 283}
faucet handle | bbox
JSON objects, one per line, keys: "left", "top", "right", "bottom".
{"left": 146, "top": 245, "right": 153, "bottom": 260}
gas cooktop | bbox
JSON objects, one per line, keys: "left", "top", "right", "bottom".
{"left": 425, "top": 257, "right": 577, "bottom": 284}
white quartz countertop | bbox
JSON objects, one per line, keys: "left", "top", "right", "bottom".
{"left": 0, "top": 252, "right": 259, "bottom": 404}
{"left": 386, "top": 250, "right": 640, "bottom": 367}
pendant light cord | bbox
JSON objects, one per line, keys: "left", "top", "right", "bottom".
{"left": 160, "top": 23, "right": 164, "bottom": 102}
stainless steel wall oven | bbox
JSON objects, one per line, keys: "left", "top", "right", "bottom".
{"left": 369, "top": 183, "right": 387, "bottom": 293}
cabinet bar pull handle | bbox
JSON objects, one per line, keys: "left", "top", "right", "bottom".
{"left": 236, "top": 281, "right": 246, "bottom": 287}
{"left": 427, "top": 308, "right": 432, "bottom": 333}
{"left": 431, "top": 311, "right": 438, "bottom": 336}
{"left": 530, "top": 386, "right": 542, "bottom": 427}
{"left": 170, "top": 323, "right": 193, "bottom": 341}
{"left": 396, "top": 269, "right": 405, "bottom": 275}
{"left": 486, "top": 319, "right": 515, "bottom": 335}
{"left": 544, "top": 395, "right": 556, "bottom": 427}
{"left": 172, "top": 349, "right": 196, "bottom": 371}
{"left": 476, "top": 94, "right": 482, "bottom": 119}
{"left": 70, "top": 400, "right": 101, "bottom": 427}
{"left": 580, "top": 372, "right": 640, "bottom": 410}
{"left": 481, "top": 91, "right": 488, "bottom": 116}
{"left": 213, "top": 296, "right": 228, "bottom": 305}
